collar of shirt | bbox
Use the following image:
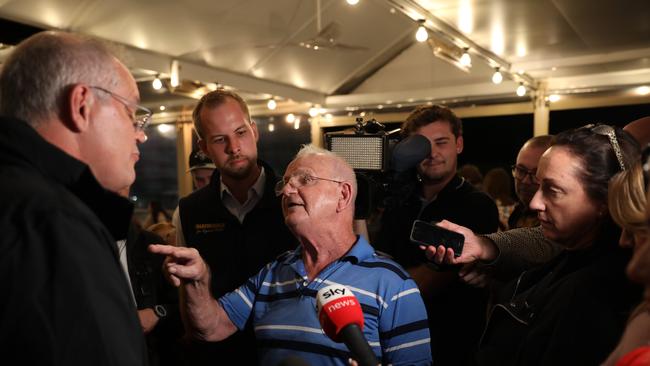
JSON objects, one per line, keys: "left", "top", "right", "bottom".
{"left": 281, "top": 235, "right": 375, "bottom": 269}
{"left": 219, "top": 166, "right": 266, "bottom": 222}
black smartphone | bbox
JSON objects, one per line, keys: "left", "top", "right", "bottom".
{"left": 410, "top": 220, "right": 464, "bottom": 257}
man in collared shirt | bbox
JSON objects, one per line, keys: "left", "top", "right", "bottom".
{"left": 152, "top": 145, "right": 431, "bottom": 365}
{"left": 172, "top": 89, "right": 295, "bottom": 365}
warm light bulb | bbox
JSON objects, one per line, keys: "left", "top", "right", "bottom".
{"left": 268, "top": 123, "right": 275, "bottom": 132}
{"left": 459, "top": 50, "right": 471, "bottom": 66}
{"left": 294, "top": 120, "right": 301, "bottom": 130}
{"left": 346, "top": 0, "right": 359, "bottom": 5}
{"left": 635, "top": 86, "right": 650, "bottom": 96}
{"left": 286, "top": 113, "right": 295, "bottom": 123}
{"left": 170, "top": 60, "right": 180, "bottom": 88}
{"left": 415, "top": 25, "right": 428, "bottom": 42}
{"left": 267, "top": 99, "right": 277, "bottom": 110}
{"left": 159, "top": 105, "right": 166, "bottom": 111}
{"left": 516, "top": 83, "right": 526, "bottom": 97}
{"left": 152, "top": 78, "right": 162, "bottom": 90}
{"left": 309, "top": 106, "right": 319, "bottom": 117}
{"left": 548, "top": 94, "right": 561, "bottom": 103}
{"left": 157, "top": 124, "right": 172, "bottom": 134}
{"left": 492, "top": 69, "right": 503, "bottom": 84}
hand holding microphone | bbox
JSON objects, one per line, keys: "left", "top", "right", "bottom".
{"left": 316, "top": 285, "right": 379, "bottom": 366}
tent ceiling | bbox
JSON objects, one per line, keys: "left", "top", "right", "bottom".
{"left": 0, "top": 0, "right": 649, "bottom": 115}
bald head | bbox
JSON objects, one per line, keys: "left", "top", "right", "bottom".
{"left": 514, "top": 135, "right": 554, "bottom": 205}
{"left": 293, "top": 144, "right": 357, "bottom": 203}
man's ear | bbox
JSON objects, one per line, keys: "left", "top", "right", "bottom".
{"left": 250, "top": 120, "right": 259, "bottom": 142}
{"left": 337, "top": 182, "right": 354, "bottom": 213}
{"left": 66, "top": 84, "right": 94, "bottom": 133}
{"left": 198, "top": 139, "right": 209, "bottom": 157}
{"left": 456, "top": 136, "right": 464, "bottom": 154}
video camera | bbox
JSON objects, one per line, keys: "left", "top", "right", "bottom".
{"left": 324, "top": 117, "right": 431, "bottom": 219}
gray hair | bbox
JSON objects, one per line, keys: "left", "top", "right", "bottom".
{"left": 0, "top": 31, "right": 122, "bottom": 127}
{"left": 294, "top": 144, "right": 357, "bottom": 201}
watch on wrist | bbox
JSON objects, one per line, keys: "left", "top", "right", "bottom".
{"left": 153, "top": 304, "right": 167, "bottom": 318}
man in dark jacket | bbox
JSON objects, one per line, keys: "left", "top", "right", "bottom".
{"left": 0, "top": 31, "right": 149, "bottom": 365}
{"left": 375, "top": 104, "right": 499, "bottom": 366}
{"left": 172, "top": 89, "right": 295, "bottom": 365}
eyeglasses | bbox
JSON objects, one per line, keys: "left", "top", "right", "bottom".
{"left": 275, "top": 173, "right": 344, "bottom": 196}
{"left": 584, "top": 124, "right": 626, "bottom": 171}
{"left": 511, "top": 164, "right": 538, "bottom": 183}
{"left": 89, "top": 86, "right": 152, "bottom": 131}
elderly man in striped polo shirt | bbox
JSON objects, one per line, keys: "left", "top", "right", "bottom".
{"left": 151, "top": 145, "right": 431, "bottom": 365}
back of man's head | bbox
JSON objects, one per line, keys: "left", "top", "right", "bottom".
{"left": 521, "top": 135, "right": 554, "bottom": 154}
{"left": 0, "top": 31, "right": 120, "bottom": 127}
{"left": 401, "top": 104, "right": 462, "bottom": 138}
{"left": 192, "top": 89, "right": 251, "bottom": 139}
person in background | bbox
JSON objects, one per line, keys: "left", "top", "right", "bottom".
{"left": 0, "top": 31, "right": 148, "bottom": 365}
{"left": 172, "top": 89, "right": 295, "bottom": 365}
{"left": 151, "top": 145, "right": 432, "bottom": 365}
{"left": 459, "top": 163, "right": 484, "bottom": 190}
{"left": 603, "top": 159, "right": 650, "bottom": 365}
{"left": 148, "top": 222, "right": 177, "bottom": 246}
{"left": 375, "top": 104, "right": 499, "bottom": 365}
{"left": 143, "top": 200, "right": 172, "bottom": 228}
{"left": 188, "top": 148, "right": 216, "bottom": 190}
{"left": 483, "top": 167, "right": 517, "bottom": 230}
{"left": 116, "top": 188, "right": 184, "bottom": 366}
{"left": 509, "top": 135, "right": 554, "bottom": 229}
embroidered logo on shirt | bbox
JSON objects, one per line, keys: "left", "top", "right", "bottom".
{"left": 195, "top": 223, "right": 225, "bottom": 234}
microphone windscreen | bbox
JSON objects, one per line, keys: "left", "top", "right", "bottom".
{"left": 316, "top": 285, "right": 364, "bottom": 342}
{"left": 391, "top": 134, "right": 431, "bottom": 173}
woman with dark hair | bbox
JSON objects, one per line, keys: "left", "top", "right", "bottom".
{"left": 425, "top": 124, "right": 641, "bottom": 365}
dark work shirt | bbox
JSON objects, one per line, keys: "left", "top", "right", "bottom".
{"left": 376, "top": 174, "right": 499, "bottom": 366}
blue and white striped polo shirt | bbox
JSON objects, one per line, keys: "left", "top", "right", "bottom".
{"left": 219, "top": 236, "right": 432, "bottom": 365}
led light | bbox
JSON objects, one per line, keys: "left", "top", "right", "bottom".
{"left": 294, "top": 120, "right": 300, "bottom": 130}
{"left": 170, "top": 60, "right": 180, "bottom": 88}
{"left": 157, "top": 123, "right": 172, "bottom": 134}
{"left": 267, "top": 99, "right": 277, "bottom": 110}
{"left": 309, "top": 106, "right": 320, "bottom": 117}
{"left": 548, "top": 94, "right": 561, "bottom": 103}
{"left": 159, "top": 105, "right": 166, "bottom": 111}
{"left": 152, "top": 78, "right": 162, "bottom": 90}
{"left": 268, "top": 123, "right": 275, "bottom": 132}
{"left": 635, "top": 86, "right": 650, "bottom": 96}
{"left": 415, "top": 24, "right": 429, "bottom": 42}
{"left": 516, "top": 83, "right": 526, "bottom": 97}
{"left": 286, "top": 113, "right": 295, "bottom": 123}
{"left": 492, "top": 68, "right": 503, "bottom": 84}
{"left": 346, "top": 0, "right": 359, "bottom": 5}
{"left": 459, "top": 49, "right": 471, "bottom": 66}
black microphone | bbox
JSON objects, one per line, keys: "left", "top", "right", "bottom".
{"left": 391, "top": 134, "right": 431, "bottom": 173}
{"left": 316, "top": 285, "right": 378, "bottom": 366}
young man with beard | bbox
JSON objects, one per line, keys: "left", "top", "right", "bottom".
{"left": 508, "top": 135, "right": 554, "bottom": 229}
{"left": 173, "top": 89, "right": 295, "bottom": 365}
{"left": 375, "top": 104, "right": 499, "bottom": 366}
